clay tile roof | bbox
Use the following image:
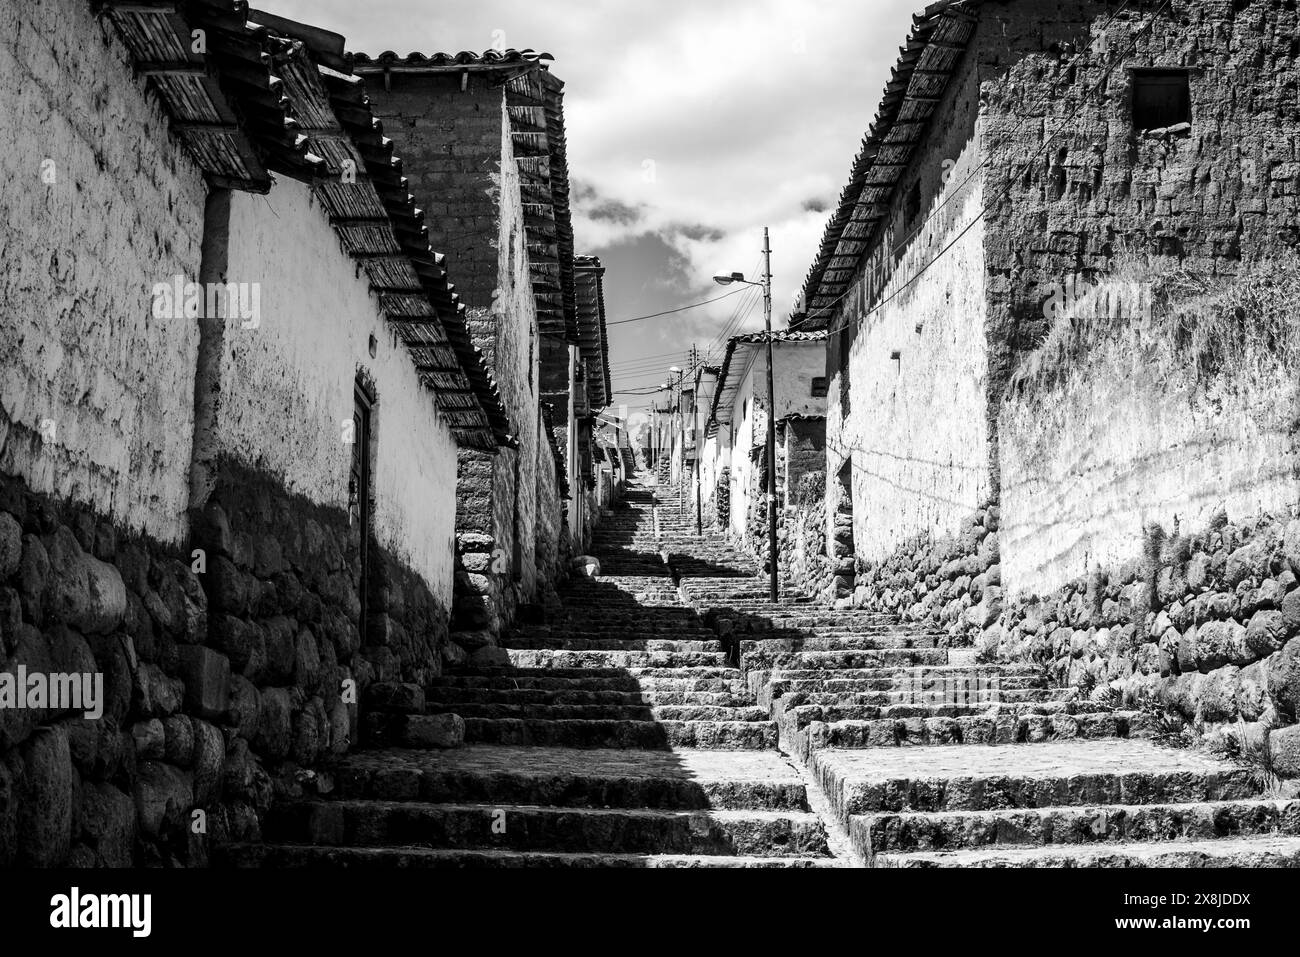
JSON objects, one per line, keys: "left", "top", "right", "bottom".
{"left": 99, "top": 0, "right": 328, "bottom": 192}
{"left": 348, "top": 49, "right": 554, "bottom": 69}
{"left": 791, "top": 0, "right": 981, "bottom": 330}
{"left": 573, "top": 256, "right": 612, "bottom": 409}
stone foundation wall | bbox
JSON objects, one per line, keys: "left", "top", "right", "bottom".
{"left": 0, "top": 454, "right": 454, "bottom": 868}
{"left": 777, "top": 472, "right": 833, "bottom": 600}
{"left": 854, "top": 504, "right": 1001, "bottom": 641}
{"left": 981, "top": 508, "right": 1300, "bottom": 773}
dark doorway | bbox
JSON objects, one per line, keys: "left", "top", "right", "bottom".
{"left": 351, "top": 379, "right": 375, "bottom": 629}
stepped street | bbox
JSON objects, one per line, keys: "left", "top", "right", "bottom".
{"left": 217, "top": 464, "right": 1300, "bottom": 869}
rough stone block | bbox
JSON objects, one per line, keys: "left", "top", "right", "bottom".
{"left": 254, "top": 687, "right": 295, "bottom": 761}
{"left": 162, "top": 714, "right": 195, "bottom": 767}
{"left": 1269, "top": 638, "right": 1300, "bottom": 720}
{"left": 131, "top": 718, "right": 166, "bottom": 760}
{"left": 398, "top": 713, "right": 464, "bottom": 749}
{"left": 364, "top": 681, "right": 425, "bottom": 714}
{"left": 17, "top": 725, "right": 73, "bottom": 867}
{"left": 0, "top": 512, "right": 21, "bottom": 580}
{"left": 192, "top": 719, "right": 225, "bottom": 806}
{"left": 133, "top": 662, "right": 184, "bottom": 718}
{"left": 1270, "top": 724, "right": 1300, "bottom": 779}
{"left": 176, "top": 645, "right": 231, "bottom": 721}
{"left": 78, "top": 781, "right": 135, "bottom": 868}
{"left": 134, "top": 761, "right": 194, "bottom": 838}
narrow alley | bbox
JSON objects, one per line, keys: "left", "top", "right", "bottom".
{"left": 219, "top": 462, "right": 1300, "bottom": 868}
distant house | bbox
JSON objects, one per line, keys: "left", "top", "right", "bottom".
{"left": 704, "top": 332, "right": 829, "bottom": 541}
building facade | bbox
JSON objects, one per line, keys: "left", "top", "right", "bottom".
{"left": 354, "top": 50, "right": 588, "bottom": 651}
{"left": 794, "top": 0, "right": 1300, "bottom": 727}
{"left": 705, "top": 332, "right": 829, "bottom": 544}
{"left": 0, "top": 1, "right": 519, "bottom": 866}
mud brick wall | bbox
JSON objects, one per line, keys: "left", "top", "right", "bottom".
{"left": 0, "top": 0, "right": 206, "bottom": 544}
{"left": 364, "top": 74, "right": 507, "bottom": 305}
{"left": 978, "top": 0, "right": 1300, "bottom": 437}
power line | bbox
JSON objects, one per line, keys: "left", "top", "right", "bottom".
{"left": 607, "top": 286, "right": 749, "bottom": 326}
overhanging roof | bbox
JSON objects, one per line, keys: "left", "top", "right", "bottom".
{"left": 792, "top": 0, "right": 981, "bottom": 329}
{"left": 574, "top": 256, "right": 612, "bottom": 409}
{"left": 97, "top": 1, "right": 511, "bottom": 451}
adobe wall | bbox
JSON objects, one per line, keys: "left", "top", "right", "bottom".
{"left": 978, "top": 0, "right": 1300, "bottom": 442}
{"left": 825, "top": 52, "right": 991, "bottom": 574}
{"left": 0, "top": 0, "right": 206, "bottom": 545}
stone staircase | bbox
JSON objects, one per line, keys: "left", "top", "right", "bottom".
{"left": 670, "top": 506, "right": 1300, "bottom": 868}
{"left": 217, "top": 470, "right": 1300, "bottom": 868}
{"left": 218, "top": 472, "right": 840, "bottom": 868}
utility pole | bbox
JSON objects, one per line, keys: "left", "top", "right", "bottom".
{"left": 676, "top": 367, "right": 685, "bottom": 513}
{"left": 690, "top": 346, "right": 702, "bottom": 536}
{"left": 762, "top": 227, "right": 779, "bottom": 604}
{"left": 710, "top": 230, "right": 781, "bottom": 603}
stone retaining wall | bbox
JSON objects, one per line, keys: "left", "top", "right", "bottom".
{"left": 0, "top": 458, "right": 453, "bottom": 867}
{"left": 982, "top": 509, "right": 1300, "bottom": 774}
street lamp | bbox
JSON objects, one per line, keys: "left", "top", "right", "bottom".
{"left": 714, "top": 227, "right": 778, "bottom": 604}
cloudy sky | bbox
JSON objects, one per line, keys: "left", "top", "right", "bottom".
{"left": 272, "top": 0, "right": 922, "bottom": 410}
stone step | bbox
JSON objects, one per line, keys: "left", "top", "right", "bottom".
{"left": 745, "top": 649, "right": 950, "bottom": 670}
{"left": 760, "top": 664, "right": 1044, "bottom": 683}
{"left": 426, "top": 702, "right": 767, "bottom": 722}
{"left": 267, "top": 800, "right": 831, "bottom": 857}
{"left": 506, "top": 638, "right": 724, "bottom": 652}
{"left": 462, "top": 717, "right": 779, "bottom": 750}
{"left": 451, "top": 665, "right": 743, "bottom": 681}
{"left": 810, "top": 741, "right": 1260, "bottom": 818}
{"left": 812, "top": 710, "right": 1159, "bottom": 750}
{"left": 852, "top": 798, "right": 1300, "bottom": 858}
{"left": 506, "top": 650, "right": 730, "bottom": 669}
{"left": 331, "top": 746, "right": 813, "bottom": 811}
{"left": 872, "top": 834, "right": 1300, "bottom": 868}
{"left": 777, "top": 687, "right": 1069, "bottom": 708}
{"left": 427, "top": 687, "right": 754, "bottom": 707}
{"left": 430, "top": 673, "right": 746, "bottom": 694}
{"left": 738, "top": 636, "right": 939, "bottom": 652}
{"left": 217, "top": 845, "right": 841, "bottom": 868}
{"left": 777, "top": 700, "right": 1109, "bottom": 729}
{"left": 765, "top": 675, "right": 1049, "bottom": 697}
